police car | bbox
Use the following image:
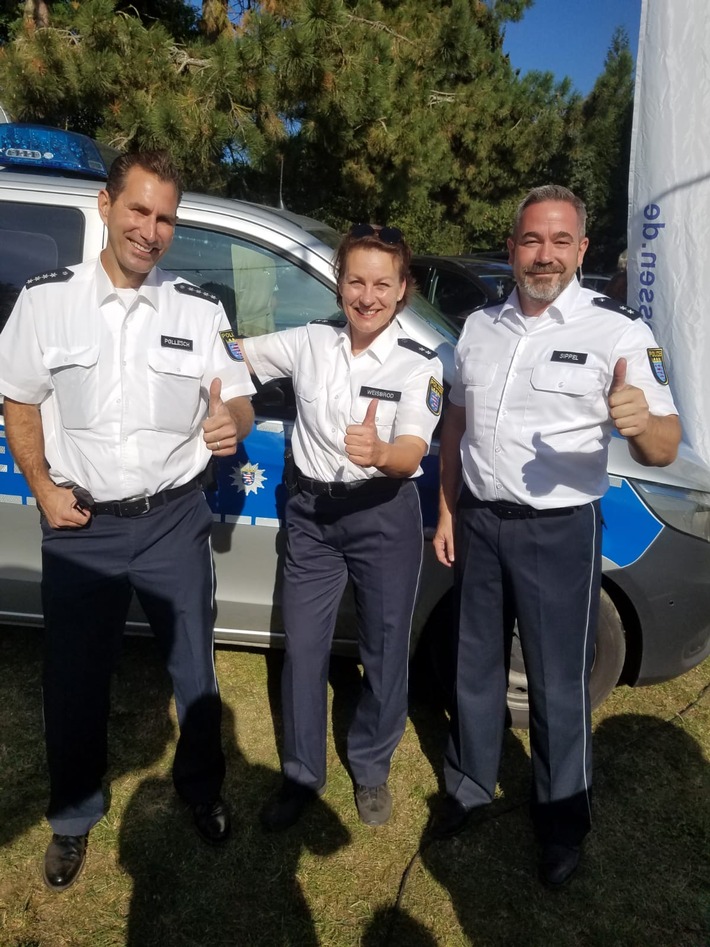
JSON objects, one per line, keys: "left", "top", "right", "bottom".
{"left": 1, "top": 124, "right": 709, "bottom": 727}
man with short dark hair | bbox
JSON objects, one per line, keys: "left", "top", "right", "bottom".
{"left": 0, "top": 150, "right": 254, "bottom": 890}
{"left": 431, "top": 185, "right": 680, "bottom": 885}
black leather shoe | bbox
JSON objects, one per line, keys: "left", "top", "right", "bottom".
{"left": 192, "top": 797, "right": 231, "bottom": 844}
{"left": 428, "top": 796, "right": 472, "bottom": 839}
{"left": 539, "top": 843, "right": 581, "bottom": 887}
{"left": 355, "top": 783, "right": 392, "bottom": 826}
{"left": 260, "top": 779, "right": 320, "bottom": 832}
{"left": 43, "top": 833, "right": 88, "bottom": 892}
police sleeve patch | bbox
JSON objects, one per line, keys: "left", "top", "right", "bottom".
{"left": 219, "top": 329, "right": 245, "bottom": 361}
{"left": 427, "top": 377, "right": 443, "bottom": 416}
{"left": 398, "top": 338, "right": 437, "bottom": 359}
{"left": 592, "top": 296, "right": 641, "bottom": 320}
{"left": 647, "top": 347, "right": 669, "bottom": 385}
{"left": 24, "top": 268, "right": 74, "bottom": 289}
{"left": 174, "top": 282, "right": 219, "bottom": 304}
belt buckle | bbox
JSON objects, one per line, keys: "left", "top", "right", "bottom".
{"left": 124, "top": 494, "right": 152, "bottom": 516}
{"left": 327, "top": 482, "right": 348, "bottom": 499}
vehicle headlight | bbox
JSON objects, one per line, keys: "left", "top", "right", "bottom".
{"left": 633, "top": 480, "right": 710, "bottom": 542}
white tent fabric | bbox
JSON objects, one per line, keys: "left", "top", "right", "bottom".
{"left": 628, "top": 0, "right": 710, "bottom": 464}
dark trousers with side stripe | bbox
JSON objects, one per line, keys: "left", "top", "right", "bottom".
{"left": 280, "top": 480, "right": 423, "bottom": 790}
{"left": 444, "top": 491, "right": 601, "bottom": 845}
{"left": 41, "top": 490, "right": 225, "bottom": 836}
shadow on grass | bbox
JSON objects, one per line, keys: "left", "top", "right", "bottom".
{"left": 0, "top": 627, "right": 47, "bottom": 847}
{"left": 0, "top": 628, "right": 176, "bottom": 850}
{"left": 119, "top": 700, "right": 352, "bottom": 947}
{"left": 414, "top": 711, "right": 709, "bottom": 947}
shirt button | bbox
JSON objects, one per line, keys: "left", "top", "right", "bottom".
{"left": 495, "top": 446, "right": 501, "bottom": 453}
{"left": 557, "top": 382, "right": 564, "bottom": 388}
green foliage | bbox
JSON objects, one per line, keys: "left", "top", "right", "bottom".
{"left": 0, "top": 1, "right": 634, "bottom": 258}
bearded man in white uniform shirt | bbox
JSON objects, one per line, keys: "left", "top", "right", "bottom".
{"left": 0, "top": 151, "right": 254, "bottom": 891}
{"left": 431, "top": 185, "right": 680, "bottom": 886}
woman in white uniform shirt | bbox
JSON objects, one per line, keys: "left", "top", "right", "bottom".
{"left": 241, "top": 224, "right": 443, "bottom": 830}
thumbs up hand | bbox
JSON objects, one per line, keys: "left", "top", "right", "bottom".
{"left": 608, "top": 357, "right": 650, "bottom": 438}
{"left": 202, "top": 377, "right": 238, "bottom": 455}
{"left": 345, "top": 399, "right": 384, "bottom": 468}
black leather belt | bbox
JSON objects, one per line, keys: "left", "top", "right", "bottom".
{"left": 93, "top": 478, "right": 200, "bottom": 517}
{"left": 462, "top": 490, "right": 579, "bottom": 519}
{"left": 296, "top": 472, "right": 403, "bottom": 500}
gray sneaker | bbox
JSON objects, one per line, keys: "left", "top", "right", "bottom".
{"left": 355, "top": 782, "right": 392, "bottom": 826}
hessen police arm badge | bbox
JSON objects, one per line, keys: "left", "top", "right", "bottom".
{"left": 647, "top": 347, "right": 669, "bottom": 385}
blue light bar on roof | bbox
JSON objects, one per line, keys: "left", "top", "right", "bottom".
{"left": 0, "top": 123, "right": 108, "bottom": 179}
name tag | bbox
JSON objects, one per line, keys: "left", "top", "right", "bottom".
{"left": 551, "top": 350, "right": 587, "bottom": 364}
{"left": 161, "top": 335, "right": 193, "bottom": 351}
{"left": 360, "top": 386, "right": 401, "bottom": 402}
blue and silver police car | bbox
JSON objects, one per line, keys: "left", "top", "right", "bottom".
{"left": 1, "top": 125, "right": 709, "bottom": 727}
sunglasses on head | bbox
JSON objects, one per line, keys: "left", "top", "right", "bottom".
{"left": 349, "top": 223, "right": 404, "bottom": 245}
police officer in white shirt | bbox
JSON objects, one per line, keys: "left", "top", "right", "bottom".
{"left": 431, "top": 185, "right": 680, "bottom": 886}
{"left": 0, "top": 151, "right": 254, "bottom": 891}
{"left": 241, "top": 224, "right": 443, "bottom": 830}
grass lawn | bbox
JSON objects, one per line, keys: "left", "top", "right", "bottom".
{"left": 0, "top": 627, "right": 708, "bottom": 947}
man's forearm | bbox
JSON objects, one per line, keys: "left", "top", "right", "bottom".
{"left": 628, "top": 414, "right": 681, "bottom": 467}
{"left": 4, "top": 398, "right": 54, "bottom": 501}
{"left": 438, "top": 404, "right": 466, "bottom": 516}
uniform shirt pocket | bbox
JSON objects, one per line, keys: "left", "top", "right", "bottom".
{"left": 43, "top": 345, "right": 100, "bottom": 430}
{"left": 352, "top": 397, "right": 398, "bottom": 441}
{"left": 147, "top": 348, "right": 205, "bottom": 434}
{"left": 293, "top": 373, "right": 319, "bottom": 431}
{"left": 524, "top": 363, "right": 605, "bottom": 434}
{"left": 461, "top": 360, "right": 497, "bottom": 445}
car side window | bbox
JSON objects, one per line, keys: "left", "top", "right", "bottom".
{"left": 163, "top": 225, "right": 340, "bottom": 420}
{"left": 0, "top": 202, "right": 85, "bottom": 332}
{"left": 431, "top": 269, "right": 486, "bottom": 318}
{"left": 163, "top": 225, "right": 339, "bottom": 336}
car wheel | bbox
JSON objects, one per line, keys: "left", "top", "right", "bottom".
{"left": 506, "top": 588, "right": 626, "bottom": 729}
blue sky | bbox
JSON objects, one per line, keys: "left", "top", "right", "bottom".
{"left": 503, "top": 0, "right": 643, "bottom": 96}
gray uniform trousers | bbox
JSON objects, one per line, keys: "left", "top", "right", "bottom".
{"left": 41, "top": 489, "right": 225, "bottom": 836}
{"left": 280, "top": 479, "right": 423, "bottom": 790}
{"left": 444, "top": 488, "right": 601, "bottom": 845}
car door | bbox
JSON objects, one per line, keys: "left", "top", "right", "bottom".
{"left": 160, "top": 220, "right": 344, "bottom": 645}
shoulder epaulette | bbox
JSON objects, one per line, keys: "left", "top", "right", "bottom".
{"left": 310, "top": 317, "right": 347, "bottom": 327}
{"left": 24, "top": 268, "right": 74, "bottom": 289}
{"left": 398, "top": 337, "right": 438, "bottom": 359}
{"left": 592, "top": 296, "right": 641, "bottom": 320}
{"left": 174, "top": 282, "right": 219, "bottom": 304}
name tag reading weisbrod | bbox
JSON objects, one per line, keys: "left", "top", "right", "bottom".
{"left": 359, "top": 386, "right": 401, "bottom": 402}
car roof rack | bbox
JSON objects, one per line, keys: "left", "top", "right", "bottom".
{"left": 0, "top": 123, "right": 110, "bottom": 180}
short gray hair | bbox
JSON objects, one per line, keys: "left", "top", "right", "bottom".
{"left": 512, "top": 185, "right": 587, "bottom": 239}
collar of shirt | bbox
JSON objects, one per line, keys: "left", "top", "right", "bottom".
{"left": 95, "top": 257, "right": 162, "bottom": 311}
{"left": 497, "top": 276, "right": 582, "bottom": 329}
{"left": 335, "top": 316, "right": 402, "bottom": 363}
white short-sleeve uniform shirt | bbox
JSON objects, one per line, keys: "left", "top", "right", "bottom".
{"left": 0, "top": 259, "right": 255, "bottom": 500}
{"left": 450, "top": 278, "right": 678, "bottom": 508}
{"left": 243, "top": 317, "right": 444, "bottom": 482}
